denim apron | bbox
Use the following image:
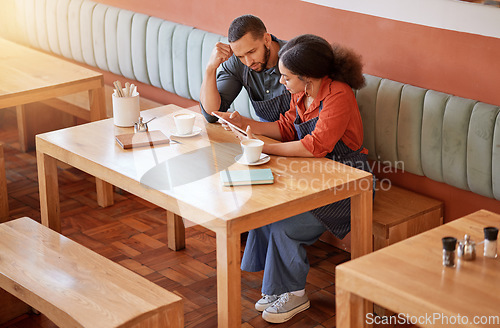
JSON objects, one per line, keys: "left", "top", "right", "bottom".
{"left": 293, "top": 101, "right": 372, "bottom": 239}
{"left": 243, "top": 66, "right": 291, "bottom": 122}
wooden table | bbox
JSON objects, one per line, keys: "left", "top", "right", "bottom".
{"left": 36, "top": 104, "right": 374, "bottom": 328}
{"left": 336, "top": 209, "right": 500, "bottom": 328}
{"left": 0, "top": 38, "right": 113, "bottom": 207}
{"left": 0, "top": 38, "right": 107, "bottom": 150}
{"left": 0, "top": 144, "right": 7, "bottom": 221}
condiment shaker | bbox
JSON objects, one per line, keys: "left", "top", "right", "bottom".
{"left": 442, "top": 236, "right": 457, "bottom": 267}
{"left": 484, "top": 227, "right": 498, "bottom": 258}
{"left": 457, "top": 234, "right": 476, "bottom": 261}
{"left": 134, "top": 117, "right": 148, "bottom": 132}
{"left": 134, "top": 117, "right": 156, "bottom": 133}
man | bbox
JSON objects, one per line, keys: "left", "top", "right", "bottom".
{"left": 199, "top": 14, "right": 290, "bottom": 123}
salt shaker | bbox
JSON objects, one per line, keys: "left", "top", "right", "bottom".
{"left": 483, "top": 227, "right": 498, "bottom": 258}
{"left": 442, "top": 237, "right": 457, "bottom": 267}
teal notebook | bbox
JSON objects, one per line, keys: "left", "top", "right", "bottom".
{"left": 220, "top": 169, "right": 274, "bottom": 187}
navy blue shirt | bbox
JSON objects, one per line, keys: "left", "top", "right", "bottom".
{"left": 201, "top": 35, "right": 287, "bottom": 123}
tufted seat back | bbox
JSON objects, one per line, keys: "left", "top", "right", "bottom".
{"left": 356, "top": 75, "right": 500, "bottom": 200}
{"left": 3, "top": 0, "right": 258, "bottom": 120}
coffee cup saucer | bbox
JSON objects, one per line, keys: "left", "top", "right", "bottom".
{"left": 170, "top": 126, "right": 202, "bottom": 137}
{"left": 235, "top": 153, "right": 270, "bottom": 166}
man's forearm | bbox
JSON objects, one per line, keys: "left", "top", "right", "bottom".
{"left": 199, "top": 68, "right": 221, "bottom": 115}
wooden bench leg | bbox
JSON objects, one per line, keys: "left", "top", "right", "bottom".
{"left": 0, "top": 289, "right": 31, "bottom": 325}
{"left": 15, "top": 105, "right": 29, "bottom": 153}
{"left": 37, "top": 151, "right": 61, "bottom": 231}
{"left": 0, "top": 144, "right": 9, "bottom": 222}
{"left": 167, "top": 211, "right": 185, "bottom": 251}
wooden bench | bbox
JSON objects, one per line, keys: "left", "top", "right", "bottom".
{"left": 321, "top": 185, "right": 443, "bottom": 252}
{"left": 371, "top": 185, "right": 443, "bottom": 250}
{"left": 0, "top": 217, "right": 183, "bottom": 327}
{"left": 0, "top": 144, "right": 8, "bottom": 221}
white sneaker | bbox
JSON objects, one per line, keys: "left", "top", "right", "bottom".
{"left": 255, "top": 293, "right": 278, "bottom": 312}
{"left": 262, "top": 292, "right": 310, "bottom": 323}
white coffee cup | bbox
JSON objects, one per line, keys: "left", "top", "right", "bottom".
{"left": 112, "top": 91, "right": 140, "bottom": 127}
{"left": 173, "top": 113, "right": 196, "bottom": 135}
{"left": 241, "top": 139, "right": 264, "bottom": 163}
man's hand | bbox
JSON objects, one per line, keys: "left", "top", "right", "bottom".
{"left": 206, "top": 42, "right": 233, "bottom": 71}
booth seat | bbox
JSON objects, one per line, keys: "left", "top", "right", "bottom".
{"left": 357, "top": 75, "right": 500, "bottom": 202}
{"left": 2, "top": 0, "right": 499, "bottom": 202}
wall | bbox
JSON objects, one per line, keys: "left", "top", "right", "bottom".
{"left": 96, "top": 0, "right": 500, "bottom": 108}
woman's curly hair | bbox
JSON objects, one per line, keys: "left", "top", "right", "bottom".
{"left": 278, "top": 34, "right": 365, "bottom": 90}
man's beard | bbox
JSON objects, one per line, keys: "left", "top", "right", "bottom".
{"left": 251, "top": 45, "right": 271, "bottom": 72}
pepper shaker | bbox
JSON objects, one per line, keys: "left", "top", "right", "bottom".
{"left": 484, "top": 227, "right": 498, "bottom": 258}
{"left": 442, "top": 237, "right": 457, "bottom": 267}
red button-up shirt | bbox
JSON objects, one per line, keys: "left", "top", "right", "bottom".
{"left": 277, "top": 77, "right": 367, "bottom": 158}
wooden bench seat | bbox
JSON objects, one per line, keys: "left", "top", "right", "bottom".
{"left": 321, "top": 185, "right": 443, "bottom": 252}
{"left": 0, "top": 217, "right": 183, "bottom": 327}
{"left": 0, "top": 144, "right": 8, "bottom": 221}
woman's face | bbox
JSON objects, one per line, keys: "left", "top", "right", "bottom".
{"left": 278, "top": 60, "right": 306, "bottom": 94}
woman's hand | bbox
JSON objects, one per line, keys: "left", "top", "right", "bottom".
{"left": 212, "top": 111, "right": 243, "bottom": 130}
{"left": 231, "top": 125, "right": 255, "bottom": 141}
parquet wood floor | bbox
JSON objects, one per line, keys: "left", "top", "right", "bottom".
{"left": 0, "top": 108, "right": 413, "bottom": 328}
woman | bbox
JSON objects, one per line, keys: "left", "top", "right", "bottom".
{"left": 213, "top": 34, "right": 372, "bottom": 324}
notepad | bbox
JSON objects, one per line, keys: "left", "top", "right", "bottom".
{"left": 115, "top": 130, "right": 170, "bottom": 149}
{"left": 220, "top": 169, "right": 274, "bottom": 187}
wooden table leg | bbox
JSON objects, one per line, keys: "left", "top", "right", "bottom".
{"left": 15, "top": 105, "right": 29, "bottom": 153}
{"left": 350, "top": 183, "right": 373, "bottom": 326}
{"left": 37, "top": 151, "right": 61, "bottom": 231}
{"left": 167, "top": 211, "right": 185, "bottom": 251}
{"left": 96, "top": 179, "right": 114, "bottom": 207}
{"left": 336, "top": 286, "right": 369, "bottom": 328}
{"left": 216, "top": 230, "right": 241, "bottom": 328}
{"left": 89, "top": 85, "right": 114, "bottom": 207}
{"left": 350, "top": 186, "right": 373, "bottom": 259}
{"left": 88, "top": 85, "right": 107, "bottom": 121}
{"left": 0, "top": 144, "right": 9, "bottom": 221}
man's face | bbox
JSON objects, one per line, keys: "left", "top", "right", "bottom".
{"left": 230, "top": 32, "right": 270, "bottom": 72}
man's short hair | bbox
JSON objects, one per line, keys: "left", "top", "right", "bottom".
{"left": 228, "top": 15, "right": 267, "bottom": 43}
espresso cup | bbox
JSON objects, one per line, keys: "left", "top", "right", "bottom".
{"left": 241, "top": 139, "right": 264, "bottom": 163}
{"left": 173, "top": 113, "right": 196, "bottom": 135}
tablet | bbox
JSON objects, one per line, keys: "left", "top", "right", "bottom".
{"left": 212, "top": 112, "right": 248, "bottom": 137}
